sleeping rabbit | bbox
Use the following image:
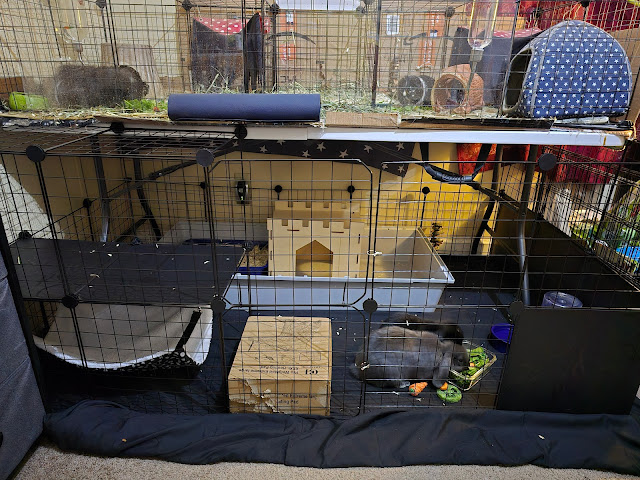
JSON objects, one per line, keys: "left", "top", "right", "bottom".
{"left": 386, "top": 312, "right": 465, "bottom": 344}
{"left": 354, "top": 326, "right": 470, "bottom": 389}
{"left": 54, "top": 65, "right": 149, "bottom": 108}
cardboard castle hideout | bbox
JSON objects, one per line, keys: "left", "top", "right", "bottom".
{"left": 228, "top": 316, "right": 332, "bottom": 415}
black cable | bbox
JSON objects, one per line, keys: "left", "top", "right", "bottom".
{"left": 421, "top": 143, "right": 492, "bottom": 184}
{"left": 373, "top": 141, "right": 490, "bottom": 185}
{"left": 133, "top": 158, "right": 163, "bottom": 241}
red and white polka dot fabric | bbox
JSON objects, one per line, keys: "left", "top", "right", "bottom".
{"left": 194, "top": 16, "right": 271, "bottom": 35}
{"left": 195, "top": 17, "right": 244, "bottom": 34}
{"left": 493, "top": 27, "right": 542, "bottom": 38}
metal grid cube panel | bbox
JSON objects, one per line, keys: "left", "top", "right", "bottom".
{"left": 0, "top": 127, "right": 638, "bottom": 416}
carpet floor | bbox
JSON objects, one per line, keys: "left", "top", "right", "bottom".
{"left": 11, "top": 437, "right": 640, "bottom": 480}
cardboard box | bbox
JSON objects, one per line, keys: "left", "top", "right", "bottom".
{"left": 612, "top": 27, "right": 640, "bottom": 124}
{"left": 228, "top": 316, "right": 332, "bottom": 415}
{"left": 325, "top": 111, "right": 399, "bottom": 128}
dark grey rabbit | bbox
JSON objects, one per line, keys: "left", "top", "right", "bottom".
{"left": 354, "top": 326, "right": 470, "bottom": 389}
{"left": 54, "top": 65, "right": 149, "bottom": 108}
{"left": 387, "top": 312, "right": 465, "bottom": 344}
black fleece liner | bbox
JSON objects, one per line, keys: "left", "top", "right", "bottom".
{"left": 45, "top": 398, "right": 640, "bottom": 474}
{"left": 11, "top": 238, "right": 243, "bottom": 305}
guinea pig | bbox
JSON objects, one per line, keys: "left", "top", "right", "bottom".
{"left": 353, "top": 326, "right": 470, "bottom": 389}
{"left": 386, "top": 312, "right": 465, "bottom": 344}
{"left": 54, "top": 64, "right": 149, "bottom": 108}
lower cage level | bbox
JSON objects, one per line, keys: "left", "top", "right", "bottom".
{"left": 18, "top": 212, "right": 640, "bottom": 416}
{"left": 29, "top": 250, "right": 518, "bottom": 416}
{"left": 36, "top": 289, "right": 512, "bottom": 416}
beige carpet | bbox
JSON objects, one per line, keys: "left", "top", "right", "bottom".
{"left": 12, "top": 437, "right": 640, "bottom": 480}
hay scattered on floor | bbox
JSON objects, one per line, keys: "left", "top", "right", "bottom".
{"left": 0, "top": 88, "right": 501, "bottom": 124}
{"left": 240, "top": 245, "right": 268, "bottom": 268}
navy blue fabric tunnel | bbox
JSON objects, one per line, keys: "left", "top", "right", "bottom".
{"left": 168, "top": 93, "right": 321, "bottom": 122}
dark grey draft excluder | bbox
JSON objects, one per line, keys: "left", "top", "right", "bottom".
{"left": 503, "top": 20, "right": 632, "bottom": 119}
{"left": 44, "top": 399, "right": 640, "bottom": 475}
{"left": 168, "top": 93, "right": 321, "bottom": 122}
{"left": 0, "top": 255, "right": 45, "bottom": 480}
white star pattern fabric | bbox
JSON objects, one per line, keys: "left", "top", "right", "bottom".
{"left": 223, "top": 139, "right": 411, "bottom": 177}
{"left": 505, "top": 20, "right": 631, "bottom": 119}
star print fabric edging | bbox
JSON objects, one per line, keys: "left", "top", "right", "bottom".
{"left": 234, "top": 140, "right": 412, "bottom": 177}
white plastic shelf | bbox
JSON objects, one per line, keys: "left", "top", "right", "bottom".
{"left": 115, "top": 122, "right": 633, "bottom": 147}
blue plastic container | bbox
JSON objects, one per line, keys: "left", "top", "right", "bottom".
{"left": 237, "top": 264, "right": 268, "bottom": 275}
{"left": 488, "top": 323, "right": 513, "bottom": 354}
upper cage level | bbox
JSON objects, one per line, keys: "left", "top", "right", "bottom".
{"left": 0, "top": 0, "right": 639, "bottom": 126}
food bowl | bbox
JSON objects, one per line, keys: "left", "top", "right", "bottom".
{"left": 488, "top": 323, "right": 513, "bottom": 354}
{"left": 542, "top": 291, "right": 583, "bottom": 308}
{"left": 448, "top": 341, "right": 497, "bottom": 391}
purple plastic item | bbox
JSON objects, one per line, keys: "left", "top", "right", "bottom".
{"left": 489, "top": 323, "right": 513, "bottom": 353}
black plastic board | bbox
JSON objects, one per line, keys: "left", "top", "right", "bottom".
{"left": 497, "top": 308, "right": 640, "bottom": 414}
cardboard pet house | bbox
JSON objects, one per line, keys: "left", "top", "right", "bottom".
{"left": 267, "top": 218, "right": 365, "bottom": 277}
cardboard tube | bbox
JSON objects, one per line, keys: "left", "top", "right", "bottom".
{"left": 431, "top": 64, "right": 484, "bottom": 114}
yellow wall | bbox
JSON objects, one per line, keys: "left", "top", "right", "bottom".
{"left": 1, "top": 140, "right": 537, "bottom": 255}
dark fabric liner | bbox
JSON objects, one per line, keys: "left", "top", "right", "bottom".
{"left": 448, "top": 27, "right": 542, "bottom": 106}
{"left": 45, "top": 398, "right": 640, "bottom": 474}
{"left": 11, "top": 238, "right": 243, "bottom": 305}
{"left": 20, "top": 238, "right": 514, "bottom": 415}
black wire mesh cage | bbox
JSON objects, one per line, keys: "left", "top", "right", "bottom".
{"left": 0, "top": 0, "right": 639, "bottom": 122}
{"left": 0, "top": 124, "right": 639, "bottom": 416}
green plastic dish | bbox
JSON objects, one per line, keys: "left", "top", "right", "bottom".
{"left": 8, "top": 92, "right": 49, "bottom": 111}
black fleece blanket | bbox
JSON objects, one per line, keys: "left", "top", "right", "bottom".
{"left": 45, "top": 399, "right": 640, "bottom": 474}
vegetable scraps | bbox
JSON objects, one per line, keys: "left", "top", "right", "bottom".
{"left": 460, "top": 346, "right": 488, "bottom": 376}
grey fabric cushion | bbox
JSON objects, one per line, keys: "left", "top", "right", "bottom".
{"left": 0, "top": 358, "right": 44, "bottom": 480}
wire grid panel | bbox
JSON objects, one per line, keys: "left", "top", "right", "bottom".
{"left": 487, "top": 144, "right": 640, "bottom": 311}
{"left": 538, "top": 145, "right": 640, "bottom": 288}
{"left": 1, "top": 138, "right": 639, "bottom": 416}
{"left": 217, "top": 157, "right": 376, "bottom": 310}
{"left": 0, "top": 149, "right": 234, "bottom": 414}
{"left": 1, "top": 0, "right": 639, "bottom": 121}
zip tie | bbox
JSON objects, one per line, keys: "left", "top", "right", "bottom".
{"left": 367, "top": 250, "right": 382, "bottom": 256}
